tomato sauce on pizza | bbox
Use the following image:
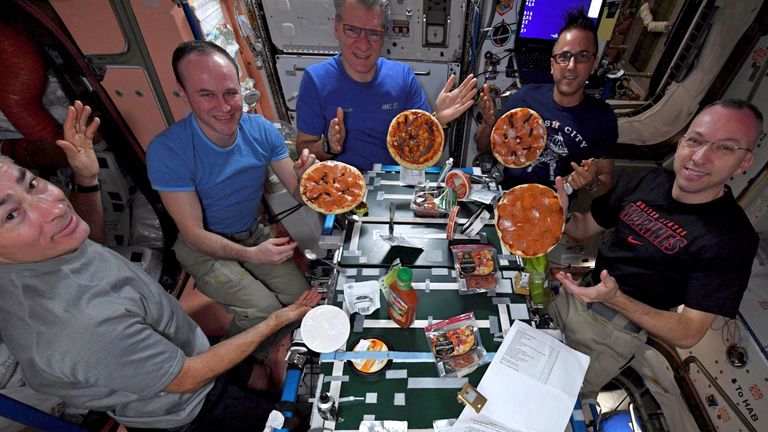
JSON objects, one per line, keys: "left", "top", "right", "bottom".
{"left": 300, "top": 161, "right": 366, "bottom": 214}
{"left": 491, "top": 108, "right": 547, "bottom": 168}
{"left": 495, "top": 183, "right": 564, "bottom": 257}
{"left": 387, "top": 109, "right": 444, "bottom": 170}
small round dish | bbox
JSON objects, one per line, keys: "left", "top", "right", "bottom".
{"left": 301, "top": 305, "right": 351, "bottom": 353}
{"left": 349, "top": 336, "right": 392, "bottom": 378}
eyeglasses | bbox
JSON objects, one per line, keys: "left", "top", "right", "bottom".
{"left": 338, "top": 19, "right": 385, "bottom": 42}
{"left": 551, "top": 50, "right": 596, "bottom": 65}
{"left": 680, "top": 135, "right": 753, "bottom": 156}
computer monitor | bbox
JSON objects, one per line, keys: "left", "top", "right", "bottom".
{"left": 518, "top": 0, "right": 603, "bottom": 42}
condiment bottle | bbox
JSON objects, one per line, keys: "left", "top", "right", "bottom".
{"left": 387, "top": 267, "right": 418, "bottom": 328}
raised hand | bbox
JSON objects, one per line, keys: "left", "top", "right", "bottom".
{"left": 293, "top": 148, "right": 317, "bottom": 179}
{"left": 55, "top": 100, "right": 100, "bottom": 182}
{"left": 435, "top": 74, "right": 478, "bottom": 125}
{"left": 478, "top": 83, "right": 497, "bottom": 128}
{"left": 327, "top": 107, "right": 345, "bottom": 154}
{"left": 566, "top": 159, "right": 599, "bottom": 191}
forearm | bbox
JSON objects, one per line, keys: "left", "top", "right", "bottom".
{"left": 587, "top": 172, "right": 614, "bottom": 196}
{"left": 563, "top": 212, "right": 602, "bottom": 241}
{"left": 475, "top": 123, "right": 492, "bottom": 153}
{"left": 603, "top": 292, "right": 710, "bottom": 348}
{"left": 297, "top": 136, "right": 333, "bottom": 161}
{"left": 165, "top": 315, "right": 283, "bottom": 392}
{"left": 181, "top": 227, "right": 254, "bottom": 263}
{"left": 69, "top": 174, "right": 105, "bottom": 243}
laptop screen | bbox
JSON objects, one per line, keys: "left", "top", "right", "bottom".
{"left": 518, "top": 0, "right": 603, "bottom": 41}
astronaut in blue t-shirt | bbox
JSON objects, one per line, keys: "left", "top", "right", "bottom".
{"left": 476, "top": 9, "right": 617, "bottom": 194}
{"left": 296, "top": 0, "right": 479, "bottom": 171}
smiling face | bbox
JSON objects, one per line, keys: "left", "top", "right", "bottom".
{"left": 334, "top": 0, "right": 386, "bottom": 83}
{"left": 672, "top": 105, "right": 758, "bottom": 204}
{"left": 550, "top": 28, "right": 597, "bottom": 107}
{"left": 177, "top": 52, "right": 243, "bottom": 147}
{"left": 0, "top": 161, "right": 89, "bottom": 264}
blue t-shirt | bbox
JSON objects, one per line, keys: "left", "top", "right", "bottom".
{"left": 499, "top": 84, "right": 618, "bottom": 188}
{"left": 147, "top": 113, "right": 288, "bottom": 234}
{"left": 296, "top": 55, "right": 430, "bottom": 171}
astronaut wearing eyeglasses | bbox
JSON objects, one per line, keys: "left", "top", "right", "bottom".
{"left": 550, "top": 98, "right": 760, "bottom": 409}
{"left": 296, "top": 0, "right": 479, "bottom": 171}
{"left": 476, "top": 8, "right": 617, "bottom": 195}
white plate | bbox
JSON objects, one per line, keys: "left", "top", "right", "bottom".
{"left": 300, "top": 305, "right": 350, "bottom": 353}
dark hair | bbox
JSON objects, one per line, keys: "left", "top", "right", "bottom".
{"left": 172, "top": 40, "right": 239, "bottom": 89}
{"left": 557, "top": 7, "right": 598, "bottom": 53}
{"left": 704, "top": 98, "right": 764, "bottom": 145}
{"left": 334, "top": 0, "right": 390, "bottom": 22}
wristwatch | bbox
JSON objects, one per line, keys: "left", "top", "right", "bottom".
{"left": 323, "top": 135, "right": 340, "bottom": 156}
{"left": 71, "top": 177, "right": 101, "bottom": 193}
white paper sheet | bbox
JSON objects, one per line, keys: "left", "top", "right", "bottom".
{"left": 452, "top": 321, "right": 589, "bottom": 432}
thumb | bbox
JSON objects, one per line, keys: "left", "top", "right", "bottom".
{"left": 55, "top": 139, "right": 76, "bottom": 155}
{"left": 599, "top": 269, "right": 611, "bottom": 282}
{"left": 336, "top": 107, "right": 344, "bottom": 123}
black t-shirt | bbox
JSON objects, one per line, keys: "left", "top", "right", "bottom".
{"left": 499, "top": 84, "right": 618, "bottom": 189}
{"left": 591, "top": 168, "right": 757, "bottom": 318}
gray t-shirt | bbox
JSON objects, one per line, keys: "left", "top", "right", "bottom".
{"left": 0, "top": 240, "right": 213, "bottom": 428}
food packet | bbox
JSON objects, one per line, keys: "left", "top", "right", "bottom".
{"left": 411, "top": 185, "right": 456, "bottom": 217}
{"left": 450, "top": 244, "right": 501, "bottom": 294}
{"left": 424, "top": 312, "right": 487, "bottom": 378}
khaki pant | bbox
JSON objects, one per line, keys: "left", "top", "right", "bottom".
{"left": 174, "top": 224, "right": 309, "bottom": 339}
{"left": 547, "top": 288, "right": 647, "bottom": 399}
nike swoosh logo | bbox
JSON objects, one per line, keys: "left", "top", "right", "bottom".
{"left": 627, "top": 236, "right": 643, "bottom": 245}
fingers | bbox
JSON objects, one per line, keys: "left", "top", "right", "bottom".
{"left": 54, "top": 139, "right": 76, "bottom": 155}
{"left": 296, "top": 288, "right": 323, "bottom": 307}
{"left": 457, "top": 74, "right": 477, "bottom": 93}
{"left": 85, "top": 116, "right": 100, "bottom": 140}
{"left": 441, "top": 74, "right": 457, "bottom": 93}
{"left": 554, "top": 176, "right": 570, "bottom": 210}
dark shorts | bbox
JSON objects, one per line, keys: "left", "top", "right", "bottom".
{"left": 126, "top": 356, "right": 277, "bottom": 432}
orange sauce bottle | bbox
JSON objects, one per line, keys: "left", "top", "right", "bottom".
{"left": 387, "top": 267, "right": 418, "bottom": 328}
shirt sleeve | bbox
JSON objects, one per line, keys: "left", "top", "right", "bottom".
{"left": 684, "top": 227, "right": 757, "bottom": 318}
{"left": 405, "top": 65, "right": 431, "bottom": 112}
{"left": 146, "top": 136, "right": 195, "bottom": 192}
{"left": 265, "top": 118, "right": 290, "bottom": 162}
{"left": 590, "top": 169, "right": 646, "bottom": 229}
{"left": 296, "top": 70, "right": 326, "bottom": 137}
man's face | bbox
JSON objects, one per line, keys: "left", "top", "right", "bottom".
{"left": 334, "top": 0, "right": 386, "bottom": 83}
{"left": 0, "top": 162, "right": 89, "bottom": 263}
{"left": 673, "top": 105, "right": 757, "bottom": 203}
{"left": 550, "top": 28, "right": 597, "bottom": 106}
{"left": 178, "top": 52, "right": 243, "bottom": 147}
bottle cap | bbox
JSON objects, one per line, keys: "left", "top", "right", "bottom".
{"left": 397, "top": 267, "right": 412, "bottom": 283}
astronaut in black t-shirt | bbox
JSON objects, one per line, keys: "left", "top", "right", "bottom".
{"left": 476, "top": 9, "right": 617, "bottom": 195}
{"left": 550, "top": 99, "right": 761, "bottom": 399}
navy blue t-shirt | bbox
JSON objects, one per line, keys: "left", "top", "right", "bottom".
{"left": 498, "top": 84, "right": 618, "bottom": 189}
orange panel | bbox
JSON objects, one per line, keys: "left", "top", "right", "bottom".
{"left": 130, "top": 0, "right": 194, "bottom": 121}
{"left": 49, "top": 0, "right": 126, "bottom": 54}
{"left": 101, "top": 67, "right": 173, "bottom": 150}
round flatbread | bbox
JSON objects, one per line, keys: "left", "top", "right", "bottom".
{"left": 387, "top": 109, "right": 444, "bottom": 170}
{"left": 491, "top": 108, "right": 547, "bottom": 168}
{"left": 495, "top": 183, "right": 565, "bottom": 258}
{"left": 300, "top": 161, "right": 365, "bottom": 214}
